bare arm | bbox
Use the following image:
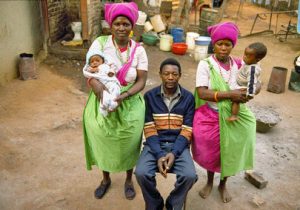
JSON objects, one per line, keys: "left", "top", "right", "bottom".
{"left": 197, "top": 86, "right": 248, "bottom": 103}
{"left": 88, "top": 78, "right": 108, "bottom": 102}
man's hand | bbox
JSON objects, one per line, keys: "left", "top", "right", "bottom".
{"left": 164, "top": 153, "right": 175, "bottom": 172}
{"left": 157, "top": 153, "right": 175, "bottom": 178}
{"left": 157, "top": 156, "right": 168, "bottom": 178}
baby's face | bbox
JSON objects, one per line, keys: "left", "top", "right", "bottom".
{"left": 90, "top": 55, "right": 104, "bottom": 68}
{"left": 243, "top": 47, "right": 258, "bottom": 65}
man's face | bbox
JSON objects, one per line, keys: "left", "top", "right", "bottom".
{"left": 160, "top": 64, "right": 181, "bottom": 90}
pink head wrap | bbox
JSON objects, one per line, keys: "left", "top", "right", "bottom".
{"left": 105, "top": 2, "right": 139, "bottom": 27}
{"left": 207, "top": 22, "right": 239, "bottom": 47}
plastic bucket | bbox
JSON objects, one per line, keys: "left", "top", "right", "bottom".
{"left": 19, "top": 53, "right": 37, "bottom": 80}
{"left": 150, "top": 15, "right": 166, "bottom": 33}
{"left": 171, "top": 27, "right": 184, "bottom": 43}
{"left": 144, "top": 21, "right": 154, "bottom": 32}
{"left": 137, "top": 11, "right": 147, "bottom": 25}
{"left": 186, "top": 32, "right": 199, "bottom": 51}
{"left": 199, "top": 8, "right": 219, "bottom": 36}
{"left": 194, "top": 36, "right": 211, "bottom": 62}
{"left": 159, "top": 34, "right": 173, "bottom": 52}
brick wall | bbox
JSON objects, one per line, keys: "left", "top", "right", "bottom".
{"left": 87, "top": 0, "right": 102, "bottom": 42}
{"left": 47, "top": 0, "right": 68, "bottom": 43}
{"left": 66, "top": 0, "right": 81, "bottom": 22}
{"left": 48, "top": 0, "right": 83, "bottom": 43}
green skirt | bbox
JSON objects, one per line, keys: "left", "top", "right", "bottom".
{"left": 83, "top": 86, "right": 145, "bottom": 172}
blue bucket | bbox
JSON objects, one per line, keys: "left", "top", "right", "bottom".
{"left": 171, "top": 27, "right": 184, "bottom": 43}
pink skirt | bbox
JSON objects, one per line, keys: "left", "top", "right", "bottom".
{"left": 192, "top": 103, "right": 220, "bottom": 173}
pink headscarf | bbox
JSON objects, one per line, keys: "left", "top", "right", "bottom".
{"left": 105, "top": 2, "right": 139, "bottom": 27}
{"left": 207, "top": 22, "right": 239, "bottom": 47}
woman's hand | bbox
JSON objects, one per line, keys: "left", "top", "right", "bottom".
{"left": 89, "top": 78, "right": 107, "bottom": 101}
{"left": 230, "top": 88, "right": 248, "bottom": 103}
{"left": 114, "top": 91, "right": 130, "bottom": 105}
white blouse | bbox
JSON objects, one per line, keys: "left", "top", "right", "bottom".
{"left": 195, "top": 56, "right": 240, "bottom": 109}
{"left": 88, "top": 35, "right": 148, "bottom": 84}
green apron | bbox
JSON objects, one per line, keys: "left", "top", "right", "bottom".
{"left": 195, "top": 58, "right": 256, "bottom": 178}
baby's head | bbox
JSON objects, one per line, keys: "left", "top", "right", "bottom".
{"left": 89, "top": 54, "right": 105, "bottom": 68}
{"left": 243, "top": 42, "right": 267, "bottom": 65}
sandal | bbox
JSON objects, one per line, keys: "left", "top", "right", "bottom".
{"left": 94, "top": 180, "right": 111, "bottom": 199}
{"left": 124, "top": 182, "right": 136, "bottom": 200}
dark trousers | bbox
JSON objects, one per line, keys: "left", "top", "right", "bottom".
{"left": 135, "top": 143, "right": 197, "bottom": 210}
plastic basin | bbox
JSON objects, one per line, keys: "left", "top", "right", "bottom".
{"left": 172, "top": 43, "right": 188, "bottom": 55}
{"left": 142, "top": 34, "right": 158, "bottom": 46}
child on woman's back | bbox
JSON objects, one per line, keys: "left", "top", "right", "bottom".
{"left": 227, "top": 42, "right": 267, "bottom": 122}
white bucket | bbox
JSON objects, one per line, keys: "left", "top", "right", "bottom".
{"left": 150, "top": 15, "right": 166, "bottom": 33}
{"left": 137, "top": 11, "right": 147, "bottom": 25}
{"left": 194, "top": 45, "right": 209, "bottom": 62}
{"left": 159, "top": 34, "right": 173, "bottom": 52}
{"left": 194, "top": 36, "right": 211, "bottom": 62}
{"left": 144, "top": 21, "right": 154, "bottom": 32}
{"left": 186, "top": 32, "right": 199, "bottom": 51}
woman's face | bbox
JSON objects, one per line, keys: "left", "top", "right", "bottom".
{"left": 214, "top": 39, "right": 233, "bottom": 61}
{"left": 111, "top": 16, "right": 132, "bottom": 42}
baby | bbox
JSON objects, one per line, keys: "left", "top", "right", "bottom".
{"left": 227, "top": 42, "right": 267, "bottom": 122}
{"left": 83, "top": 51, "right": 120, "bottom": 117}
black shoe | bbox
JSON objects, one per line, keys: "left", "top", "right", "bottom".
{"left": 94, "top": 180, "right": 111, "bottom": 199}
{"left": 124, "top": 182, "right": 136, "bottom": 200}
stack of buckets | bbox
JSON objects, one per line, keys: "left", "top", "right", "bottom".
{"left": 194, "top": 36, "right": 211, "bottom": 62}
{"left": 159, "top": 27, "right": 185, "bottom": 52}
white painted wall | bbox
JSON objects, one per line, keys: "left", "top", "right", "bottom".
{"left": 0, "top": 1, "right": 43, "bottom": 86}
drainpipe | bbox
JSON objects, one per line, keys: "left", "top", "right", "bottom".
{"left": 40, "top": 0, "right": 50, "bottom": 52}
{"left": 80, "top": 0, "right": 88, "bottom": 47}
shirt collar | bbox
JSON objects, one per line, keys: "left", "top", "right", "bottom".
{"left": 160, "top": 85, "right": 181, "bottom": 98}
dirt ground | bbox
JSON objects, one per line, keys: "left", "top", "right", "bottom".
{"left": 1, "top": 2, "right": 300, "bottom": 210}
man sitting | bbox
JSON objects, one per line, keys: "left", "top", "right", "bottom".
{"left": 135, "top": 58, "right": 197, "bottom": 210}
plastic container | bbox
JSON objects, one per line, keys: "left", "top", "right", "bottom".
{"left": 150, "top": 15, "right": 166, "bottom": 33}
{"left": 186, "top": 32, "right": 199, "bottom": 51}
{"left": 172, "top": 43, "right": 188, "bottom": 55}
{"left": 159, "top": 34, "right": 173, "bottom": 51}
{"left": 171, "top": 27, "right": 184, "bottom": 43}
{"left": 142, "top": 33, "right": 158, "bottom": 46}
{"left": 137, "top": 11, "right": 147, "bottom": 25}
{"left": 144, "top": 21, "right": 154, "bottom": 32}
{"left": 194, "top": 36, "right": 211, "bottom": 62}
